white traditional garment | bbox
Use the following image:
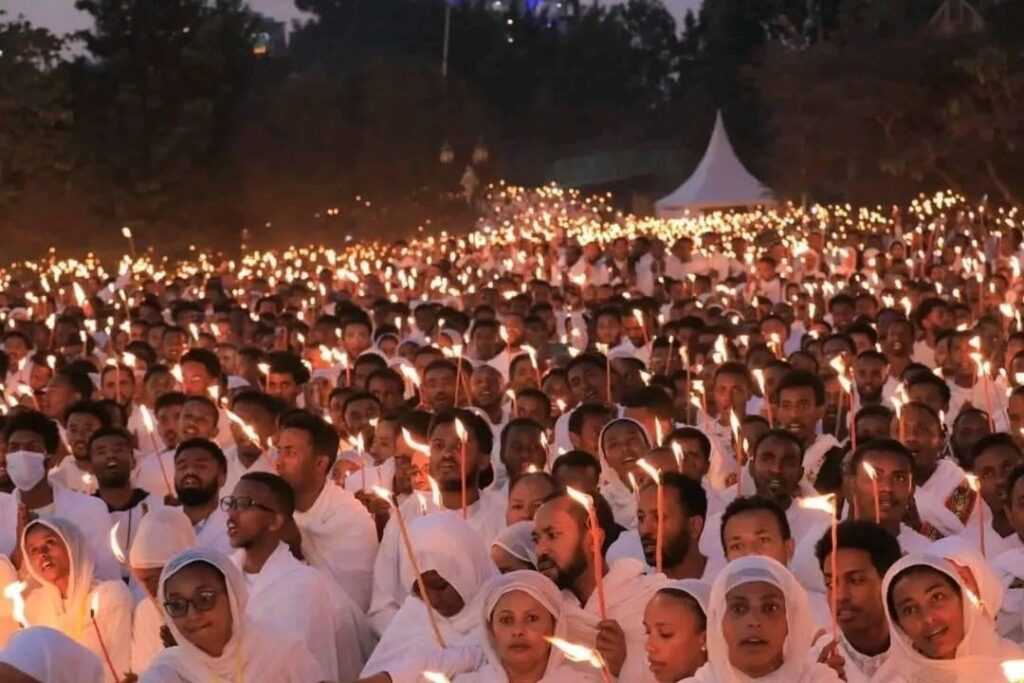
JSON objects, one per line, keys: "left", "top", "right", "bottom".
{"left": 681, "top": 556, "right": 842, "bottom": 683}
{"left": 1, "top": 487, "right": 119, "bottom": 581}
{"left": 452, "top": 571, "right": 602, "bottom": 683}
{"left": 0, "top": 626, "right": 104, "bottom": 683}
{"left": 808, "top": 629, "right": 891, "bottom": 683}
{"left": 362, "top": 511, "right": 498, "bottom": 680}
{"left": 597, "top": 417, "right": 651, "bottom": 530}
{"left": 129, "top": 508, "right": 198, "bottom": 673}
{"left": 562, "top": 557, "right": 665, "bottom": 683}
{"left": 219, "top": 445, "right": 276, "bottom": 498}
{"left": 231, "top": 541, "right": 375, "bottom": 683}
{"left": 929, "top": 537, "right": 1006, "bottom": 620}
{"left": 694, "top": 410, "right": 740, "bottom": 492}
{"left": 801, "top": 433, "right": 842, "bottom": 492}
{"left": 955, "top": 500, "right": 1023, "bottom": 560}
{"left": 141, "top": 548, "right": 326, "bottom": 683}
{"left": 368, "top": 486, "right": 507, "bottom": 635}
{"left": 699, "top": 497, "right": 831, "bottom": 568}
{"left": 191, "top": 507, "right": 232, "bottom": 557}
{"left": 48, "top": 457, "right": 98, "bottom": 494}
{"left": 991, "top": 547, "right": 1024, "bottom": 641}
{"left": 0, "top": 555, "right": 19, "bottom": 647}
{"left": 133, "top": 448, "right": 176, "bottom": 500}
{"left": 343, "top": 456, "right": 397, "bottom": 495}
{"left": 292, "top": 480, "right": 379, "bottom": 612}
{"left": 877, "top": 554, "right": 1024, "bottom": 683}
{"left": 912, "top": 458, "right": 976, "bottom": 539}
{"left": 21, "top": 518, "right": 133, "bottom": 683}
{"left": 491, "top": 520, "right": 537, "bottom": 568}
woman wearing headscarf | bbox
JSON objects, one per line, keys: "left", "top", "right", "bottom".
{"left": 20, "top": 517, "right": 133, "bottom": 683}
{"left": 877, "top": 554, "right": 1023, "bottom": 683}
{"left": 491, "top": 521, "right": 537, "bottom": 573}
{"left": 140, "top": 547, "right": 325, "bottom": 683}
{"left": 598, "top": 417, "right": 651, "bottom": 530}
{"left": 361, "top": 511, "right": 499, "bottom": 682}
{"left": 452, "top": 570, "right": 602, "bottom": 683}
{"left": 682, "top": 556, "right": 841, "bottom": 683}
{"left": 644, "top": 580, "right": 710, "bottom": 683}
{"left": 128, "top": 508, "right": 198, "bottom": 673}
{"left": 0, "top": 626, "right": 104, "bottom": 683}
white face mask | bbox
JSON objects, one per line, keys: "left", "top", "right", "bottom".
{"left": 5, "top": 450, "right": 48, "bottom": 491}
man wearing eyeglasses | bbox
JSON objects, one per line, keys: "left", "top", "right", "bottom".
{"left": 174, "top": 437, "right": 231, "bottom": 555}
{"left": 224, "top": 472, "right": 374, "bottom": 682}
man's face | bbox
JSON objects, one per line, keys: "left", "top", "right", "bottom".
{"left": 553, "top": 464, "right": 599, "bottom": 496}
{"left": 267, "top": 372, "right": 301, "bottom": 406}
{"left": 179, "top": 401, "right": 218, "bottom": 441}
{"left": 721, "top": 509, "right": 793, "bottom": 565}
{"left": 343, "top": 398, "right": 381, "bottom": 442}
{"left": 275, "top": 427, "right": 325, "bottom": 493}
{"left": 501, "top": 425, "right": 547, "bottom": 481}
{"left": 713, "top": 372, "right": 750, "bottom": 416}
{"left": 3, "top": 336, "right": 29, "bottom": 364}
{"left": 43, "top": 379, "right": 78, "bottom": 420}
{"left": 422, "top": 368, "right": 456, "bottom": 412}
{"left": 775, "top": 386, "right": 823, "bottom": 445}
{"left": 174, "top": 447, "right": 225, "bottom": 506}
{"left": 66, "top": 412, "right": 103, "bottom": 462}
{"left": 89, "top": 434, "right": 134, "bottom": 488}
{"left": 595, "top": 315, "right": 621, "bottom": 346}
{"left": 883, "top": 323, "right": 913, "bottom": 359}
{"left": 368, "top": 376, "right": 405, "bottom": 415}
{"left": 428, "top": 421, "right": 483, "bottom": 494}
{"left": 973, "top": 445, "right": 1020, "bottom": 513}
{"left": 924, "top": 306, "right": 951, "bottom": 334}
{"left": 907, "top": 382, "right": 947, "bottom": 415}
{"left": 668, "top": 436, "right": 710, "bottom": 481}
{"left": 823, "top": 547, "right": 887, "bottom": 637}
{"left": 567, "top": 363, "right": 607, "bottom": 405}
{"left": 146, "top": 372, "right": 177, "bottom": 405}
{"left": 156, "top": 404, "right": 183, "bottom": 449}
{"left": 473, "top": 327, "right": 500, "bottom": 360}
{"left": 180, "top": 361, "right": 213, "bottom": 397}
{"left": 900, "top": 406, "right": 943, "bottom": 475}
{"left": 854, "top": 358, "right": 887, "bottom": 403}
{"left": 856, "top": 413, "right": 893, "bottom": 443}
{"left": 342, "top": 325, "right": 371, "bottom": 357}
{"left": 229, "top": 401, "right": 275, "bottom": 454}
{"left": 470, "top": 367, "right": 502, "bottom": 410}
{"left": 163, "top": 332, "right": 188, "bottom": 363}
{"left": 102, "top": 368, "right": 135, "bottom": 405}
{"left": 848, "top": 451, "right": 913, "bottom": 525}
{"left": 532, "top": 503, "right": 589, "bottom": 591}
{"left": 637, "top": 484, "right": 700, "bottom": 570}
{"left": 1009, "top": 395, "right": 1024, "bottom": 449}
{"left": 750, "top": 434, "right": 803, "bottom": 508}
{"left": 953, "top": 413, "right": 991, "bottom": 458}
{"left": 225, "top": 479, "right": 281, "bottom": 549}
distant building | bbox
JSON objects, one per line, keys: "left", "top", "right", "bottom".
{"left": 252, "top": 16, "right": 287, "bottom": 57}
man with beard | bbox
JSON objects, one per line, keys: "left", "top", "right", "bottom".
{"left": 853, "top": 350, "right": 889, "bottom": 408}
{"left": 88, "top": 427, "right": 156, "bottom": 583}
{"left": 420, "top": 359, "right": 457, "bottom": 412}
{"left": 532, "top": 494, "right": 663, "bottom": 682}
{"left": 173, "top": 436, "right": 231, "bottom": 555}
{"left": 225, "top": 472, "right": 374, "bottom": 682}
{"left": 812, "top": 521, "right": 903, "bottom": 683}
{"left": 773, "top": 370, "right": 844, "bottom": 494}
{"left": 275, "top": 410, "right": 378, "bottom": 612}
{"left": 135, "top": 395, "right": 219, "bottom": 500}
{"left": 637, "top": 471, "right": 712, "bottom": 580}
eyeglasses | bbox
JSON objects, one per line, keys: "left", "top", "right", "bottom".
{"left": 163, "top": 589, "right": 221, "bottom": 618}
{"left": 219, "top": 496, "right": 275, "bottom": 513}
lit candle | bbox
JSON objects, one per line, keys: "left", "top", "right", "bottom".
{"left": 1002, "top": 660, "right": 1024, "bottom": 683}
{"left": 90, "top": 593, "right": 120, "bottom": 682}
{"left": 800, "top": 494, "right": 838, "bottom": 640}
{"left": 139, "top": 404, "right": 172, "bottom": 494}
{"left": 966, "top": 474, "right": 984, "bottom": 557}
{"left": 453, "top": 418, "right": 469, "bottom": 520}
{"left": 862, "top": 461, "right": 880, "bottom": 524}
{"left": 637, "top": 459, "right": 663, "bottom": 573}
{"left": 752, "top": 368, "right": 773, "bottom": 426}
{"left": 3, "top": 581, "right": 28, "bottom": 628}
{"left": 566, "top": 487, "right": 606, "bottom": 619}
{"left": 373, "top": 486, "right": 447, "bottom": 648}
{"left": 595, "top": 343, "right": 612, "bottom": 404}
{"left": 546, "top": 637, "right": 614, "bottom": 683}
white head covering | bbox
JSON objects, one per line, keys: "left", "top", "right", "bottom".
{"left": 0, "top": 626, "right": 103, "bottom": 683}
{"left": 928, "top": 536, "right": 1005, "bottom": 619}
{"left": 881, "top": 553, "right": 1023, "bottom": 683}
{"left": 21, "top": 518, "right": 95, "bottom": 641}
{"left": 688, "top": 555, "right": 840, "bottom": 683}
{"left": 597, "top": 417, "right": 650, "bottom": 527}
{"left": 492, "top": 521, "right": 537, "bottom": 568}
{"left": 129, "top": 507, "right": 197, "bottom": 569}
{"left": 659, "top": 579, "right": 712, "bottom": 620}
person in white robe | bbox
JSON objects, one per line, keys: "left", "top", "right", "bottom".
{"left": 225, "top": 471, "right": 376, "bottom": 683}
{"left": 877, "top": 554, "right": 1024, "bottom": 682}
{"left": 128, "top": 507, "right": 198, "bottom": 674}
{"left": 681, "top": 556, "right": 842, "bottom": 683}
{"left": 140, "top": 547, "right": 326, "bottom": 683}
{"left": 20, "top": 518, "right": 133, "bottom": 683}
{"left": 361, "top": 511, "right": 498, "bottom": 682}
{"left": 596, "top": 417, "right": 651, "bottom": 530}
{"left": 0, "top": 626, "right": 104, "bottom": 683}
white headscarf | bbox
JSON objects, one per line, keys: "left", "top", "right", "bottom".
{"left": 492, "top": 521, "right": 537, "bottom": 568}
{"left": 929, "top": 537, "right": 1005, "bottom": 619}
{"left": 686, "top": 556, "right": 840, "bottom": 683}
{"left": 21, "top": 518, "right": 95, "bottom": 641}
{"left": 0, "top": 626, "right": 103, "bottom": 683}
{"left": 659, "top": 579, "right": 712, "bottom": 620}
{"left": 148, "top": 547, "right": 324, "bottom": 683}
{"left": 129, "top": 508, "right": 197, "bottom": 569}
{"left": 880, "top": 554, "right": 1023, "bottom": 683}
{"left": 597, "top": 417, "right": 650, "bottom": 528}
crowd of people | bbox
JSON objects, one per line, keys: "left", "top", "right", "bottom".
{"left": 0, "top": 184, "right": 1022, "bottom": 682}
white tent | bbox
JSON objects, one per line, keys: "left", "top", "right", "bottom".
{"left": 655, "top": 111, "right": 775, "bottom": 217}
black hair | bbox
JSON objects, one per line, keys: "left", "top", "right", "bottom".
{"left": 239, "top": 471, "right": 296, "bottom": 516}
{"left": 772, "top": 369, "right": 826, "bottom": 406}
{"left": 87, "top": 426, "right": 133, "bottom": 455}
{"left": 230, "top": 390, "right": 286, "bottom": 418}
{"left": 1005, "top": 464, "right": 1024, "bottom": 506}
{"left": 665, "top": 427, "right": 711, "bottom": 461}
{"left": 2, "top": 410, "right": 60, "bottom": 454}
{"left": 814, "top": 519, "right": 902, "bottom": 579}
{"left": 423, "top": 358, "right": 457, "bottom": 378}
{"left": 267, "top": 351, "right": 310, "bottom": 384}
{"left": 661, "top": 471, "right": 707, "bottom": 520}
{"left": 515, "top": 388, "right": 552, "bottom": 415}
{"left": 174, "top": 437, "right": 228, "bottom": 471}
{"left": 566, "top": 352, "right": 608, "bottom": 376}
{"left": 181, "top": 348, "right": 223, "bottom": 379}
{"left": 846, "top": 438, "right": 915, "bottom": 475}
{"left": 427, "top": 408, "right": 494, "bottom": 455}
{"left": 54, "top": 367, "right": 95, "bottom": 400}
{"left": 969, "top": 433, "right": 1023, "bottom": 471}
{"left": 155, "top": 391, "right": 187, "bottom": 413}
{"left": 752, "top": 428, "right": 804, "bottom": 460}
{"left": 341, "top": 391, "right": 382, "bottom": 416}
{"left": 720, "top": 495, "right": 792, "bottom": 550}
{"left": 568, "top": 402, "right": 612, "bottom": 436}
{"left": 906, "top": 371, "right": 952, "bottom": 404}
{"left": 62, "top": 400, "right": 112, "bottom": 429}
{"left": 279, "top": 410, "right": 340, "bottom": 468}
{"left": 551, "top": 450, "right": 601, "bottom": 477}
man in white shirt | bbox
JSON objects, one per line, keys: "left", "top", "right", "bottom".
{"left": 172, "top": 437, "right": 232, "bottom": 555}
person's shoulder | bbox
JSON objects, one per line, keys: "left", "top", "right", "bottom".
{"left": 95, "top": 578, "right": 134, "bottom": 605}
{"left": 55, "top": 486, "right": 109, "bottom": 514}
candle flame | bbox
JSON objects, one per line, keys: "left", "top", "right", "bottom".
{"left": 110, "top": 522, "right": 126, "bottom": 564}
{"left": 1001, "top": 660, "right": 1024, "bottom": 682}
{"left": 545, "top": 637, "right": 604, "bottom": 669}
{"left": 3, "top": 581, "right": 28, "bottom": 627}
{"left": 90, "top": 591, "right": 100, "bottom": 618}
{"left": 402, "top": 428, "right": 431, "bottom": 456}
{"left": 427, "top": 475, "right": 442, "bottom": 507}
{"left": 965, "top": 473, "right": 980, "bottom": 493}
{"left": 372, "top": 485, "right": 394, "bottom": 504}
{"left": 636, "top": 458, "right": 660, "bottom": 484}
{"left": 798, "top": 493, "right": 836, "bottom": 515}
{"left": 422, "top": 673, "right": 452, "bottom": 683}
{"left": 453, "top": 418, "right": 467, "bottom": 441}
{"left": 671, "top": 441, "right": 684, "bottom": 470}
{"left": 565, "top": 486, "right": 594, "bottom": 512}
{"left": 862, "top": 461, "right": 878, "bottom": 481}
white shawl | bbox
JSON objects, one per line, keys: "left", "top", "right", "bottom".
{"left": 597, "top": 417, "right": 651, "bottom": 530}
{"left": 0, "top": 626, "right": 104, "bottom": 683}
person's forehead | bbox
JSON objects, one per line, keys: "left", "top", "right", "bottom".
{"left": 177, "top": 447, "right": 217, "bottom": 462}
{"left": 755, "top": 435, "right": 799, "bottom": 458}
{"left": 183, "top": 401, "right": 215, "bottom": 418}
{"left": 9, "top": 429, "right": 45, "bottom": 443}
{"left": 724, "top": 509, "right": 782, "bottom": 536}
{"left": 91, "top": 434, "right": 129, "bottom": 451}
{"left": 232, "top": 478, "right": 270, "bottom": 501}
{"left": 835, "top": 546, "right": 878, "bottom": 572}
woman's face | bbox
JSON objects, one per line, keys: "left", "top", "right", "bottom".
{"left": 163, "top": 563, "right": 233, "bottom": 658}
{"left": 644, "top": 592, "right": 707, "bottom": 683}
{"left": 721, "top": 581, "right": 788, "bottom": 678}
{"left": 415, "top": 570, "right": 465, "bottom": 618}
{"left": 891, "top": 568, "right": 965, "bottom": 660}
{"left": 601, "top": 422, "right": 647, "bottom": 481}
{"left": 24, "top": 526, "right": 70, "bottom": 588}
{"left": 490, "top": 590, "right": 556, "bottom": 673}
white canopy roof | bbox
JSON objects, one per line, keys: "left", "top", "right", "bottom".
{"left": 655, "top": 111, "right": 775, "bottom": 217}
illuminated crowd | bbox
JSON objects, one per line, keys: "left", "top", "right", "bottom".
{"left": 0, "top": 183, "right": 1023, "bottom": 682}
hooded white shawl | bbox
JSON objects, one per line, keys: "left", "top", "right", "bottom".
{"left": 682, "top": 556, "right": 841, "bottom": 683}
{"left": 21, "top": 518, "right": 133, "bottom": 683}
{"left": 597, "top": 417, "right": 651, "bottom": 530}
{"left": 0, "top": 626, "right": 104, "bottom": 683}
{"left": 140, "top": 548, "right": 325, "bottom": 683}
